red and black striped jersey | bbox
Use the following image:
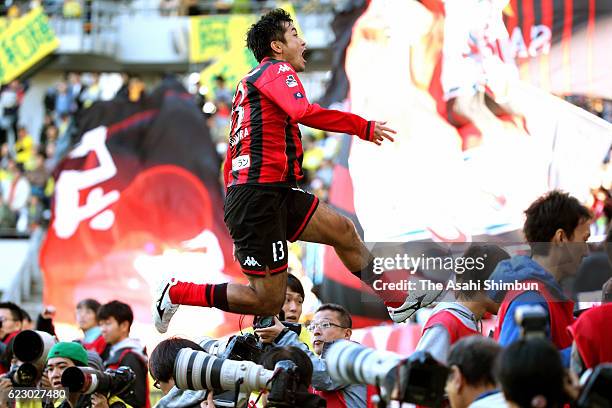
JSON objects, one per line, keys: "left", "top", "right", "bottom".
{"left": 224, "top": 57, "right": 375, "bottom": 188}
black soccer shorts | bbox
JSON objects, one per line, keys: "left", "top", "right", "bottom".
{"left": 224, "top": 185, "right": 319, "bottom": 276}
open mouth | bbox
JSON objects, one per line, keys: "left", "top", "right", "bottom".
{"left": 313, "top": 340, "right": 323, "bottom": 347}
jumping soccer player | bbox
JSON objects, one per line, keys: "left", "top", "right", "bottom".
{"left": 154, "top": 9, "right": 395, "bottom": 332}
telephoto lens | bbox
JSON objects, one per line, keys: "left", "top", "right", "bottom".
{"left": 12, "top": 330, "right": 56, "bottom": 363}
{"left": 61, "top": 366, "right": 135, "bottom": 395}
{"left": 174, "top": 348, "right": 273, "bottom": 393}
{"left": 326, "top": 340, "right": 401, "bottom": 391}
{"left": 8, "top": 363, "right": 39, "bottom": 387}
{"left": 199, "top": 336, "right": 227, "bottom": 357}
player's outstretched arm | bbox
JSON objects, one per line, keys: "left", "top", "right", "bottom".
{"left": 256, "top": 66, "right": 395, "bottom": 144}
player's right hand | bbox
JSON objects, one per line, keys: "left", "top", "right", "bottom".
{"left": 372, "top": 121, "right": 396, "bottom": 145}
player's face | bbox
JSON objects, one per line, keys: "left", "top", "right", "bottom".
{"left": 280, "top": 22, "right": 307, "bottom": 72}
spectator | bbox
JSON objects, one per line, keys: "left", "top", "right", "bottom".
{"left": 20, "top": 309, "right": 33, "bottom": 330}
{"left": 0, "top": 160, "right": 31, "bottom": 230}
{"left": 416, "top": 244, "right": 510, "bottom": 364}
{"left": 568, "top": 303, "right": 612, "bottom": 376}
{"left": 79, "top": 73, "right": 102, "bottom": 109}
{"left": 14, "top": 126, "right": 34, "bottom": 168}
{"left": 76, "top": 298, "right": 106, "bottom": 355}
{"left": 0, "top": 302, "right": 24, "bottom": 374}
{"left": 36, "top": 305, "right": 56, "bottom": 336}
{"left": 54, "top": 81, "right": 74, "bottom": 119}
{"left": 496, "top": 338, "right": 567, "bottom": 408}
{"left": 308, "top": 303, "right": 366, "bottom": 407}
{"left": 0, "top": 80, "right": 23, "bottom": 147}
{"left": 489, "top": 191, "right": 592, "bottom": 366}
{"left": 26, "top": 149, "right": 48, "bottom": 198}
{"left": 149, "top": 337, "right": 208, "bottom": 407}
{"left": 213, "top": 75, "right": 232, "bottom": 107}
{"left": 98, "top": 301, "right": 149, "bottom": 408}
{"left": 445, "top": 336, "right": 507, "bottom": 408}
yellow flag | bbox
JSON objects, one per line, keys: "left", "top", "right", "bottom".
{"left": 0, "top": 8, "right": 59, "bottom": 84}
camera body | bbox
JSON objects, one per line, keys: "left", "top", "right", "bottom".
{"left": 384, "top": 351, "right": 449, "bottom": 407}
{"left": 61, "top": 366, "right": 135, "bottom": 396}
{"left": 221, "top": 333, "right": 265, "bottom": 364}
{"left": 514, "top": 304, "right": 548, "bottom": 339}
{"left": 267, "top": 360, "right": 299, "bottom": 408}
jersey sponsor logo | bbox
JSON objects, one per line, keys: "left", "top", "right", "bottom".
{"left": 277, "top": 64, "right": 291, "bottom": 74}
{"left": 285, "top": 75, "right": 298, "bottom": 88}
{"left": 243, "top": 256, "right": 261, "bottom": 267}
{"left": 293, "top": 91, "right": 304, "bottom": 99}
{"left": 232, "top": 155, "right": 251, "bottom": 171}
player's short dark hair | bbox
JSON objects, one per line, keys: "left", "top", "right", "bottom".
{"left": 246, "top": 8, "right": 293, "bottom": 62}
{"left": 456, "top": 244, "right": 510, "bottom": 299}
{"left": 448, "top": 335, "right": 501, "bottom": 387}
{"left": 97, "top": 300, "right": 133, "bottom": 328}
{"left": 150, "top": 338, "right": 203, "bottom": 383}
{"left": 496, "top": 338, "right": 565, "bottom": 408}
{"left": 261, "top": 346, "right": 313, "bottom": 389}
{"left": 523, "top": 191, "right": 591, "bottom": 256}
{"left": 0, "top": 302, "right": 25, "bottom": 322}
{"left": 286, "top": 273, "right": 305, "bottom": 299}
{"left": 315, "top": 303, "right": 352, "bottom": 329}
{"left": 76, "top": 298, "right": 101, "bottom": 314}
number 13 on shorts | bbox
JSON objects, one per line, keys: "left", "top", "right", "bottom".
{"left": 272, "top": 240, "right": 285, "bottom": 262}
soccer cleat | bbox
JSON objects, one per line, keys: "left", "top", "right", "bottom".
{"left": 386, "top": 288, "right": 443, "bottom": 324}
{"left": 153, "top": 276, "right": 179, "bottom": 333}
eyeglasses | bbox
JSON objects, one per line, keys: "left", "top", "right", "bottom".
{"left": 307, "top": 320, "right": 348, "bottom": 332}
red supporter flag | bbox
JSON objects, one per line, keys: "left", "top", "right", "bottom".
{"left": 40, "top": 78, "right": 242, "bottom": 334}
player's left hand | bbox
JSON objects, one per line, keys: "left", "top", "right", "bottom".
{"left": 372, "top": 121, "right": 396, "bottom": 145}
{"left": 254, "top": 316, "right": 285, "bottom": 344}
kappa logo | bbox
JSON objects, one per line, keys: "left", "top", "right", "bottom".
{"left": 277, "top": 64, "right": 291, "bottom": 74}
{"left": 285, "top": 75, "right": 298, "bottom": 88}
{"left": 293, "top": 92, "right": 304, "bottom": 99}
{"left": 243, "top": 256, "right": 261, "bottom": 267}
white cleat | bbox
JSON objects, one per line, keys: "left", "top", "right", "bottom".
{"left": 153, "top": 277, "right": 179, "bottom": 333}
{"left": 387, "top": 289, "right": 443, "bottom": 323}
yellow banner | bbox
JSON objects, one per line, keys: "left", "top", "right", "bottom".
{"left": 0, "top": 8, "right": 59, "bottom": 84}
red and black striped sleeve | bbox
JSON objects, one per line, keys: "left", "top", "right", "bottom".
{"left": 257, "top": 68, "right": 375, "bottom": 141}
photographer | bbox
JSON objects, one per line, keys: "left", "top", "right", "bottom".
{"left": 417, "top": 245, "right": 510, "bottom": 363}
{"left": 489, "top": 191, "right": 593, "bottom": 366}
{"left": 254, "top": 303, "right": 364, "bottom": 407}
{"left": 445, "top": 336, "right": 507, "bottom": 408}
{"left": 308, "top": 304, "right": 365, "bottom": 408}
{"left": 98, "top": 301, "right": 148, "bottom": 408}
{"left": 496, "top": 338, "right": 573, "bottom": 408}
{"left": 253, "top": 274, "right": 312, "bottom": 349}
{"left": 0, "top": 302, "right": 24, "bottom": 375}
{"left": 149, "top": 338, "right": 208, "bottom": 408}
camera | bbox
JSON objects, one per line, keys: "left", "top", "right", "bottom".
{"left": 514, "top": 304, "right": 548, "bottom": 339}
{"left": 61, "top": 366, "right": 135, "bottom": 396}
{"left": 174, "top": 348, "right": 302, "bottom": 407}
{"left": 203, "top": 333, "right": 266, "bottom": 364}
{"left": 253, "top": 315, "right": 302, "bottom": 337}
{"left": 5, "top": 330, "right": 56, "bottom": 386}
{"left": 577, "top": 363, "right": 612, "bottom": 408}
{"left": 326, "top": 340, "right": 449, "bottom": 407}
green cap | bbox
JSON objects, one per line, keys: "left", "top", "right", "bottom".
{"left": 47, "top": 342, "right": 88, "bottom": 366}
